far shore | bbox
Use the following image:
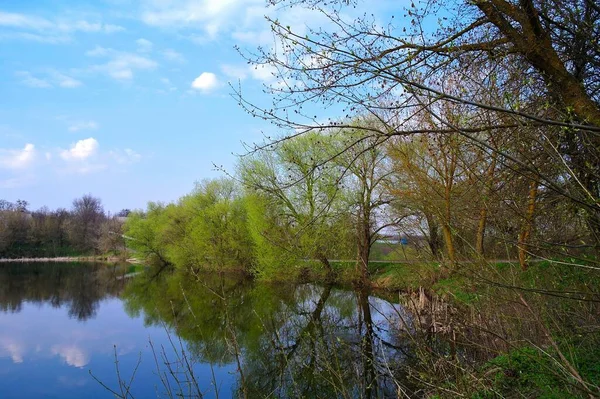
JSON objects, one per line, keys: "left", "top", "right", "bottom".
{"left": 0, "top": 256, "right": 140, "bottom": 263}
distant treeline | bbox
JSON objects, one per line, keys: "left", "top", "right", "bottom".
{"left": 0, "top": 196, "right": 129, "bottom": 258}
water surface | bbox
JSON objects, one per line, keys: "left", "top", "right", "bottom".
{"left": 0, "top": 262, "right": 409, "bottom": 398}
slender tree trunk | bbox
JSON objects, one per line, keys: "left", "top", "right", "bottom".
{"left": 425, "top": 212, "right": 442, "bottom": 259}
{"left": 357, "top": 231, "right": 370, "bottom": 283}
{"left": 356, "top": 211, "right": 371, "bottom": 283}
{"left": 443, "top": 179, "right": 456, "bottom": 265}
{"left": 518, "top": 179, "right": 539, "bottom": 270}
{"left": 476, "top": 207, "right": 488, "bottom": 256}
{"left": 442, "top": 223, "right": 456, "bottom": 264}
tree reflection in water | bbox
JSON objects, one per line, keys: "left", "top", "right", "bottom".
{"left": 0, "top": 262, "right": 128, "bottom": 321}
{"left": 123, "top": 270, "right": 413, "bottom": 398}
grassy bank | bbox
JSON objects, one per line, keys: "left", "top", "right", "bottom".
{"left": 366, "top": 257, "right": 600, "bottom": 398}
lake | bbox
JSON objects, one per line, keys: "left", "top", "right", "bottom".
{"left": 0, "top": 262, "right": 413, "bottom": 398}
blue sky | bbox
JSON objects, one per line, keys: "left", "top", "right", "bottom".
{"left": 0, "top": 0, "right": 400, "bottom": 212}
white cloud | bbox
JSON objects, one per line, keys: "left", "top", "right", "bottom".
{"left": 140, "top": 0, "right": 264, "bottom": 39}
{"left": 86, "top": 47, "right": 158, "bottom": 81}
{"left": 68, "top": 121, "right": 99, "bottom": 132}
{"left": 136, "top": 38, "right": 153, "bottom": 52}
{"left": 0, "top": 143, "right": 36, "bottom": 169}
{"left": 0, "top": 337, "right": 25, "bottom": 363}
{"left": 0, "top": 11, "right": 124, "bottom": 43}
{"left": 191, "top": 72, "right": 219, "bottom": 92}
{"left": 60, "top": 138, "right": 98, "bottom": 161}
{"left": 163, "top": 49, "right": 185, "bottom": 63}
{"left": 51, "top": 344, "right": 89, "bottom": 368}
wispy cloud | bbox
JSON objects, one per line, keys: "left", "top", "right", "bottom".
{"left": 136, "top": 38, "right": 153, "bottom": 53}
{"left": 221, "top": 63, "right": 277, "bottom": 83}
{"left": 0, "top": 11, "right": 124, "bottom": 43}
{"left": 221, "top": 64, "right": 248, "bottom": 80}
{"left": 139, "top": 0, "right": 264, "bottom": 40}
{"left": 51, "top": 71, "right": 83, "bottom": 88}
{"left": 15, "top": 70, "right": 82, "bottom": 89}
{"left": 15, "top": 71, "right": 52, "bottom": 88}
{"left": 68, "top": 120, "right": 99, "bottom": 132}
{"left": 109, "top": 148, "right": 142, "bottom": 164}
{"left": 86, "top": 46, "right": 157, "bottom": 81}
{"left": 0, "top": 175, "right": 36, "bottom": 189}
{"left": 163, "top": 49, "right": 185, "bottom": 63}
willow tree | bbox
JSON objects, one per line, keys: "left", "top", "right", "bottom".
{"left": 240, "top": 132, "right": 353, "bottom": 277}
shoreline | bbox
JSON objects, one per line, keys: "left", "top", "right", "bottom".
{"left": 0, "top": 256, "right": 134, "bottom": 263}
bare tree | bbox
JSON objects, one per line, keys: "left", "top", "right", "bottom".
{"left": 236, "top": 0, "right": 600, "bottom": 248}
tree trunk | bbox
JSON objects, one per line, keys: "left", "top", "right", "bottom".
{"left": 356, "top": 213, "right": 371, "bottom": 283}
{"left": 442, "top": 223, "right": 456, "bottom": 264}
{"left": 443, "top": 176, "right": 456, "bottom": 265}
{"left": 518, "top": 179, "right": 539, "bottom": 270}
{"left": 425, "top": 212, "right": 442, "bottom": 259}
{"left": 316, "top": 252, "right": 334, "bottom": 280}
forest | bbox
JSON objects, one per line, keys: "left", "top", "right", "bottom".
{"left": 0, "top": 196, "right": 127, "bottom": 258}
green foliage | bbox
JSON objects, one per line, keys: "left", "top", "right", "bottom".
{"left": 124, "top": 178, "right": 255, "bottom": 272}
{"left": 239, "top": 131, "right": 356, "bottom": 277}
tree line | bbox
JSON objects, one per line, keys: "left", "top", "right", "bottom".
{"left": 124, "top": 119, "right": 596, "bottom": 280}
{"left": 0, "top": 196, "right": 129, "bottom": 258}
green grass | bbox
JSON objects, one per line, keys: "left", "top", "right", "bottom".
{"left": 476, "top": 342, "right": 600, "bottom": 398}
{"left": 371, "top": 261, "right": 441, "bottom": 290}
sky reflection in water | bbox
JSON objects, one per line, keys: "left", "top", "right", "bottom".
{"left": 0, "top": 263, "right": 236, "bottom": 399}
{"left": 0, "top": 263, "right": 408, "bottom": 398}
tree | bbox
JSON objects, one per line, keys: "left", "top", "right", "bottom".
{"left": 116, "top": 209, "right": 131, "bottom": 217}
{"left": 69, "top": 194, "right": 105, "bottom": 253}
{"left": 331, "top": 122, "right": 395, "bottom": 280}
{"left": 238, "top": 0, "right": 600, "bottom": 249}
{"left": 240, "top": 132, "right": 354, "bottom": 276}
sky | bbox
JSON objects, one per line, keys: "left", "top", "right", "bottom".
{"left": 0, "top": 0, "right": 401, "bottom": 213}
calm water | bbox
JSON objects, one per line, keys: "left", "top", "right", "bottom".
{"left": 0, "top": 262, "right": 410, "bottom": 398}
